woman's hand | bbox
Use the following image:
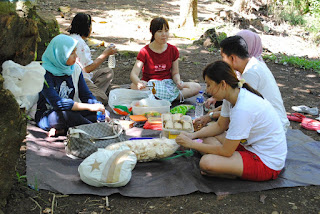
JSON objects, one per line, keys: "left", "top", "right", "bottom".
{"left": 193, "top": 115, "right": 211, "bottom": 131}
{"left": 176, "top": 81, "right": 184, "bottom": 90}
{"left": 205, "top": 97, "right": 216, "bottom": 109}
{"left": 137, "top": 80, "right": 148, "bottom": 90}
{"left": 175, "top": 132, "right": 194, "bottom": 148}
{"left": 88, "top": 103, "right": 105, "bottom": 112}
{"left": 103, "top": 44, "right": 117, "bottom": 56}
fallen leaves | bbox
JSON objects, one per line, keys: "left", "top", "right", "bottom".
{"left": 259, "top": 194, "right": 267, "bottom": 204}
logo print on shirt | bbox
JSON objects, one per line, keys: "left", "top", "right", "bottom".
{"left": 59, "top": 81, "right": 73, "bottom": 99}
{"left": 155, "top": 64, "right": 166, "bottom": 72}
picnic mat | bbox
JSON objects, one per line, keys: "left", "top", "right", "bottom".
{"left": 26, "top": 124, "right": 320, "bottom": 197}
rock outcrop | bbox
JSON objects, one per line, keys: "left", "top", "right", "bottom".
{"left": 0, "top": 2, "right": 59, "bottom": 212}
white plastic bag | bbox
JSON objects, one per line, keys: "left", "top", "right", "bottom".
{"left": 2, "top": 60, "right": 45, "bottom": 111}
{"left": 78, "top": 145, "right": 137, "bottom": 187}
{"left": 108, "top": 88, "right": 154, "bottom": 114}
{"left": 106, "top": 138, "right": 179, "bottom": 162}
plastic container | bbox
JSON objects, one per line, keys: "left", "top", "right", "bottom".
{"left": 195, "top": 90, "right": 204, "bottom": 119}
{"left": 161, "top": 114, "right": 194, "bottom": 139}
{"left": 131, "top": 98, "right": 171, "bottom": 115}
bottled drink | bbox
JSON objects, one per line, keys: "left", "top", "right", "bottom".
{"left": 108, "top": 55, "right": 116, "bottom": 68}
{"left": 108, "top": 44, "right": 116, "bottom": 68}
{"left": 97, "top": 111, "right": 105, "bottom": 123}
{"left": 195, "top": 90, "right": 204, "bottom": 119}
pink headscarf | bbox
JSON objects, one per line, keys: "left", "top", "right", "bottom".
{"left": 236, "top": 30, "right": 264, "bottom": 62}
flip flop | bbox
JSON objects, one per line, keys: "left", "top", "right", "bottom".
{"left": 291, "top": 105, "right": 319, "bottom": 116}
{"left": 287, "top": 113, "right": 306, "bottom": 122}
{"left": 301, "top": 118, "right": 320, "bottom": 131}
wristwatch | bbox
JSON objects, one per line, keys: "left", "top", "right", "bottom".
{"left": 209, "top": 112, "right": 214, "bottom": 119}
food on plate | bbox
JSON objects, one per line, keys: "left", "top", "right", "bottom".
{"left": 165, "top": 120, "right": 173, "bottom": 129}
{"left": 172, "top": 113, "right": 182, "bottom": 121}
{"left": 182, "top": 121, "right": 192, "bottom": 130}
{"left": 173, "top": 121, "right": 183, "bottom": 130}
{"left": 162, "top": 113, "right": 172, "bottom": 121}
{"left": 181, "top": 115, "right": 192, "bottom": 122}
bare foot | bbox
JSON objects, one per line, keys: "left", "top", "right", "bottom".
{"left": 48, "top": 128, "right": 57, "bottom": 137}
{"left": 48, "top": 128, "right": 66, "bottom": 137}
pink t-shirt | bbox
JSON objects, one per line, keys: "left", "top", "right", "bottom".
{"left": 137, "top": 43, "right": 179, "bottom": 81}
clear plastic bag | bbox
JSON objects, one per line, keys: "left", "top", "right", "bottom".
{"left": 106, "top": 138, "right": 179, "bottom": 162}
{"left": 2, "top": 60, "right": 45, "bottom": 112}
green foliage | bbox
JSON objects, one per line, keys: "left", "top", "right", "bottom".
{"left": 0, "top": 2, "right": 16, "bottom": 14}
{"left": 207, "top": 46, "right": 217, "bottom": 53}
{"left": 263, "top": 53, "right": 320, "bottom": 74}
{"left": 217, "top": 32, "right": 227, "bottom": 44}
{"left": 268, "top": 0, "right": 320, "bottom": 42}
{"left": 16, "top": 172, "right": 27, "bottom": 183}
{"left": 280, "top": 10, "right": 305, "bottom": 25}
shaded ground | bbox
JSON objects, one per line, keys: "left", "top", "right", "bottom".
{"left": 4, "top": 0, "right": 320, "bottom": 213}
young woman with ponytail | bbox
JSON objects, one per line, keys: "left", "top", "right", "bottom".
{"left": 130, "top": 17, "right": 200, "bottom": 102}
{"left": 176, "top": 61, "right": 287, "bottom": 181}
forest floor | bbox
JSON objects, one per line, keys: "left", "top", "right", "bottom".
{"left": 4, "top": 0, "right": 320, "bottom": 213}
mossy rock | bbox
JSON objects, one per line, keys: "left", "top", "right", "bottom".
{"left": 0, "top": 13, "right": 39, "bottom": 68}
{"left": 0, "top": 74, "right": 27, "bottom": 212}
{"left": 0, "top": 5, "right": 59, "bottom": 71}
{"left": 0, "top": 4, "right": 59, "bottom": 211}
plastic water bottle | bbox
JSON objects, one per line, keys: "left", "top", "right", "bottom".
{"left": 97, "top": 111, "right": 105, "bottom": 123}
{"left": 195, "top": 90, "right": 204, "bottom": 119}
{"left": 108, "top": 44, "right": 116, "bottom": 68}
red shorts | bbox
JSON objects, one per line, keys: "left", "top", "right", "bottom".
{"left": 236, "top": 145, "right": 282, "bottom": 181}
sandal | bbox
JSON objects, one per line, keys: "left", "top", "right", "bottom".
{"left": 301, "top": 118, "right": 320, "bottom": 131}
{"left": 287, "top": 113, "right": 306, "bottom": 122}
{"left": 291, "top": 105, "right": 319, "bottom": 116}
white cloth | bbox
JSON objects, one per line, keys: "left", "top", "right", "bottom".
{"left": 242, "top": 57, "right": 290, "bottom": 132}
{"left": 69, "top": 34, "right": 94, "bottom": 81}
{"left": 71, "top": 64, "right": 82, "bottom": 103}
{"left": 220, "top": 88, "right": 287, "bottom": 171}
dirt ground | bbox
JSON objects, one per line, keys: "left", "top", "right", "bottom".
{"left": 4, "top": 0, "right": 320, "bottom": 213}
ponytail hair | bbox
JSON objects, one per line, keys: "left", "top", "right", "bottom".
{"left": 203, "top": 61, "right": 263, "bottom": 99}
{"left": 149, "top": 17, "right": 169, "bottom": 42}
{"left": 68, "top": 13, "right": 92, "bottom": 37}
{"left": 242, "top": 83, "right": 263, "bottom": 99}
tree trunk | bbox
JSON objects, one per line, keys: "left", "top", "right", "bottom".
{"left": 179, "top": 0, "right": 198, "bottom": 28}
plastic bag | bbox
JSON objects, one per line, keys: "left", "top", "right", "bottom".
{"left": 2, "top": 60, "right": 45, "bottom": 111}
{"left": 108, "top": 88, "right": 153, "bottom": 115}
{"left": 106, "top": 138, "right": 179, "bottom": 162}
{"left": 170, "top": 104, "right": 195, "bottom": 115}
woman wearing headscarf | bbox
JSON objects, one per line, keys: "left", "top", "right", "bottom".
{"left": 196, "top": 30, "right": 266, "bottom": 127}
{"left": 35, "top": 34, "right": 109, "bottom": 137}
{"left": 236, "top": 29, "right": 264, "bottom": 63}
